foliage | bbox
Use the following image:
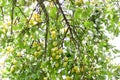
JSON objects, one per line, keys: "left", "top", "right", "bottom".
{"left": 0, "top": 0, "right": 120, "bottom": 80}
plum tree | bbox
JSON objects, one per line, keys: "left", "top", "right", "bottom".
{"left": 0, "top": 0, "right": 120, "bottom": 80}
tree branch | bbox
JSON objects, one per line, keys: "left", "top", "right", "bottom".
{"left": 56, "top": 0, "right": 72, "bottom": 46}
{"left": 37, "top": 0, "right": 49, "bottom": 59}
{"left": 11, "top": 0, "right": 17, "bottom": 34}
{"left": 0, "top": 6, "right": 4, "bottom": 22}
{"left": 16, "top": 6, "right": 27, "bottom": 19}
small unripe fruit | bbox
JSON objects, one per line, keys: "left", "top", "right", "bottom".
{"left": 66, "top": 76, "right": 72, "bottom": 80}
{"left": 55, "top": 55, "right": 60, "bottom": 60}
{"left": 96, "top": 70, "right": 100, "bottom": 74}
{"left": 55, "top": 63, "right": 59, "bottom": 68}
{"left": 34, "top": 52, "right": 38, "bottom": 57}
{"left": 71, "top": 68, "right": 74, "bottom": 73}
{"left": 37, "top": 47, "right": 41, "bottom": 51}
{"left": 51, "top": 31, "right": 56, "bottom": 35}
{"left": 58, "top": 48, "right": 63, "bottom": 54}
{"left": 6, "top": 46, "right": 14, "bottom": 53}
{"left": 10, "top": 47, "right": 14, "bottom": 52}
{"left": 88, "top": 71, "right": 92, "bottom": 75}
{"left": 80, "top": 67, "right": 84, "bottom": 72}
{"left": 6, "top": 51, "right": 10, "bottom": 54}
{"left": 43, "top": 77, "right": 47, "bottom": 80}
{"left": 36, "top": 17, "right": 42, "bottom": 22}
{"left": 53, "top": 41, "right": 57, "bottom": 46}
{"left": 73, "top": 66, "right": 78, "bottom": 71}
{"left": 75, "top": 69, "right": 80, "bottom": 74}
{"left": 6, "top": 46, "right": 11, "bottom": 51}
{"left": 1, "top": 69, "right": 6, "bottom": 74}
{"left": 51, "top": 31, "right": 57, "bottom": 39}
{"left": 17, "top": 52, "right": 22, "bottom": 57}
{"left": 12, "top": 60, "right": 17, "bottom": 65}
{"left": 52, "top": 47, "right": 58, "bottom": 52}
{"left": 64, "top": 57, "right": 68, "bottom": 62}
{"left": 2, "top": 24, "right": 7, "bottom": 30}
{"left": 7, "top": 21, "right": 11, "bottom": 26}
{"left": 52, "top": 53, "right": 56, "bottom": 57}
{"left": 2, "top": 29, "right": 6, "bottom": 33}
{"left": 75, "top": 0, "right": 83, "bottom": 6}
{"left": 33, "top": 42, "right": 38, "bottom": 47}
{"left": 29, "top": 19, "right": 37, "bottom": 25}
{"left": 63, "top": 62, "right": 68, "bottom": 67}
{"left": 73, "top": 66, "right": 80, "bottom": 73}
{"left": 10, "top": 65, "right": 16, "bottom": 72}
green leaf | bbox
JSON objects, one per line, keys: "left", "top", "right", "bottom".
{"left": 74, "top": 8, "right": 82, "bottom": 19}
{"left": 49, "top": 7, "right": 57, "bottom": 19}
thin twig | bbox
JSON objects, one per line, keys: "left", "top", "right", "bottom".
{"left": 18, "top": 4, "right": 40, "bottom": 36}
{"left": 16, "top": 6, "right": 27, "bottom": 19}
{"left": 30, "top": 40, "right": 34, "bottom": 48}
{"left": 27, "top": 3, "right": 39, "bottom": 24}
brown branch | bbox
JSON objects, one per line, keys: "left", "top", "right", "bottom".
{"left": 11, "top": 0, "right": 17, "bottom": 34}
{"left": 56, "top": 0, "right": 72, "bottom": 46}
{"left": 11, "top": 0, "right": 16, "bottom": 34}
{"left": 56, "top": 0, "right": 71, "bottom": 28}
{"left": 56, "top": 0, "right": 81, "bottom": 56}
{"left": 69, "top": 0, "right": 74, "bottom": 5}
{"left": 56, "top": 2, "right": 81, "bottom": 74}
{"left": 0, "top": 6, "right": 4, "bottom": 22}
{"left": 30, "top": 40, "right": 34, "bottom": 49}
{"left": 37, "top": 0, "right": 49, "bottom": 59}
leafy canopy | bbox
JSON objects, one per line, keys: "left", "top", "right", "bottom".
{"left": 0, "top": 0, "right": 120, "bottom": 80}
